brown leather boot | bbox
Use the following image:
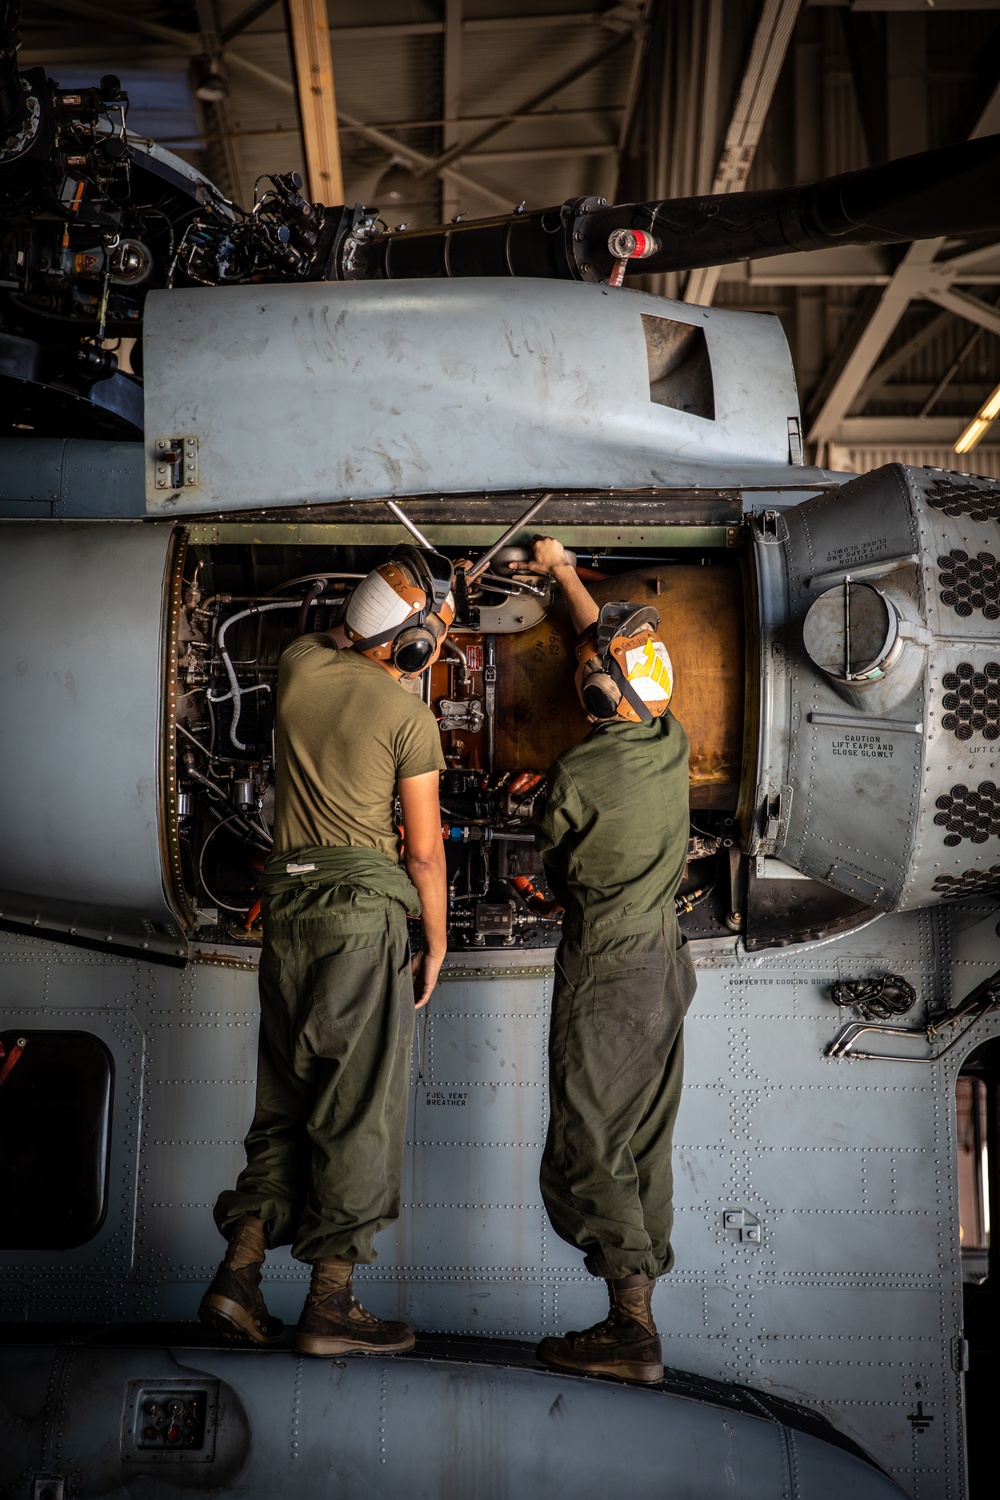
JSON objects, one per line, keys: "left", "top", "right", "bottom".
{"left": 198, "top": 1215, "right": 284, "bottom": 1346}
{"left": 293, "top": 1259, "right": 416, "bottom": 1357}
{"left": 536, "top": 1273, "right": 663, "bottom": 1383}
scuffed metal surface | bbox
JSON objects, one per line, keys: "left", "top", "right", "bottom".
{"left": 0, "top": 521, "right": 184, "bottom": 956}
{"left": 3, "top": 902, "right": 998, "bottom": 1495}
{"left": 752, "top": 465, "right": 1000, "bottom": 913}
{"left": 143, "top": 280, "right": 801, "bottom": 512}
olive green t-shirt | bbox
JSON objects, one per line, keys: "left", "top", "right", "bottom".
{"left": 534, "top": 713, "right": 690, "bottom": 934}
{"left": 272, "top": 634, "right": 445, "bottom": 860}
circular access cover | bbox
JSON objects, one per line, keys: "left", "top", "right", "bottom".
{"left": 803, "top": 582, "right": 899, "bottom": 682}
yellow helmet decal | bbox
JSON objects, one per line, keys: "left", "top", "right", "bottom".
{"left": 624, "top": 637, "right": 673, "bottom": 702}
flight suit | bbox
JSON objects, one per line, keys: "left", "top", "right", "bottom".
{"left": 214, "top": 848, "right": 419, "bottom": 1265}
{"left": 535, "top": 712, "right": 695, "bottom": 1282}
{"left": 212, "top": 636, "right": 445, "bottom": 1267}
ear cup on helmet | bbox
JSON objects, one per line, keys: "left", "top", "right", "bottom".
{"left": 581, "top": 671, "right": 620, "bottom": 720}
{"left": 392, "top": 625, "right": 436, "bottom": 673}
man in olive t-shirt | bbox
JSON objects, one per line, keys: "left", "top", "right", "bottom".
{"left": 273, "top": 634, "right": 444, "bottom": 858}
{"left": 201, "top": 548, "right": 451, "bottom": 1358}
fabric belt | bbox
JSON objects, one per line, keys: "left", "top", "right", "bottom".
{"left": 261, "top": 845, "right": 421, "bottom": 917}
{"left": 562, "top": 905, "right": 676, "bottom": 952}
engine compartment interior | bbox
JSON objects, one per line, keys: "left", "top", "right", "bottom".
{"left": 167, "top": 516, "right": 750, "bottom": 953}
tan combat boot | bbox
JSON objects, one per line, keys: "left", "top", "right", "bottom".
{"left": 198, "top": 1215, "right": 284, "bottom": 1346}
{"left": 294, "top": 1259, "right": 416, "bottom": 1357}
{"left": 536, "top": 1272, "right": 663, "bottom": 1384}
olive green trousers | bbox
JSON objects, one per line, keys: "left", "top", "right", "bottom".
{"left": 214, "top": 883, "right": 414, "bottom": 1264}
{"left": 540, "top": 909, "right": 697, "bottom": 1281}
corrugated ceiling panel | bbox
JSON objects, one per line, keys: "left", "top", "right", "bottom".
{"left": 461, "top": 25, "right": 632, "bottom": 120}
{"left": 823, "top": 69, "right": 869, "bottom": 177}
{"left": 448, "top": 152, "right": 616, "bottom": 213}
{"left": 868, "top": 315, "right": 1000, "bottom": 407}
{"left": 829, "top": 446, "right": 1000, "bottom": 481}
{"left": 219, "top": 29, "right": 303, "bottom": 204}
{"left": 334, "top": 34, "right": 442, "bottom": 126}
{"left": 327, "top": 0, "right": 438, "bottom": 23}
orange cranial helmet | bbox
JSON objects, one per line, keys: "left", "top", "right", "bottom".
{"left": 345, "top": 545, "right": 455, "bottom": 674}
{"left": 575, "top": 601, "right": 673, "bottom": 723}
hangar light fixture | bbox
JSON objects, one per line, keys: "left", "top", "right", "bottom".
{"left": 193, "top": 59, "right": 228, "bottom": 104}
{"left": 955, "top": 381, "right": 1000, "bottom": 454}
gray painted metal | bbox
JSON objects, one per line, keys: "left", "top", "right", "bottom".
{"left": 0, "top": 521, "right": 186, "bottom": 958}
{"left": 0, "top": 465, "right": 995, "bottom": 1494}
{"left": 0, "top": 1341, "right": 906, "bottom": 1499}
{"left": 141, "top": 280, "right": 804, "bottom": 512}
{"left": 750, "top": 464, "right": 1000, "bottom": 911}
{"left": 2, "top": 898, "right": 997, "bottom": 1496}
{"left": 0, "top": 439, "right": 145, "bottom": 519}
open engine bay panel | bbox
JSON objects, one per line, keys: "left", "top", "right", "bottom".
{"left": 166, "top": 508, "right": 750, "bottom": 956}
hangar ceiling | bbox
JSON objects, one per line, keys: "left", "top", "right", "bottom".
{"left": 19, "top": 0, "right": 1000, "bottom": 475}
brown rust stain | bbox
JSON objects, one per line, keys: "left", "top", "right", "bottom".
{"left": 495, "top": 566, "right": 745, "bottom": 806}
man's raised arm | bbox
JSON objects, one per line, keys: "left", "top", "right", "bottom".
{"left": 399, "top": 770, "right": 448, "bottom": 1008}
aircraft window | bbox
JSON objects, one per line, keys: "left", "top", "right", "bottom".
{"left": 640, "top": 314, "right": 715, "bottom": 422}
{"left": 0, "top": 1030, "right": 113, "bottom": 1249}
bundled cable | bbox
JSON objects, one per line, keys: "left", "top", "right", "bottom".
{"left": 830, "top": 974, "right": 917, "bottom": 1021}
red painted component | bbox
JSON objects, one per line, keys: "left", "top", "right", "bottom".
{"left": 512, "top": 874, "right": 562, "bottom": 918}
{"left": 573, "top": 566, "right": 609, "bottom": 582}
{"left": 0, "top": 1037, "right": 27, "bottom": 1089}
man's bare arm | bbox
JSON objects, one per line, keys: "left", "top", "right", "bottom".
{"left": 519, "top": 536, "right": 598, "bottom": 636}
{"left": 398, "top": 770, "right": 448, "bottom": 1008}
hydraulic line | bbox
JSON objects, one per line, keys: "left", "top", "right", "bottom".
{"left": 264, "top": 572, "right": 364, "bottom": 596}
{"left": 297, "top": 578, "right": 325, "bottom": 635}
{"left": 210, "top": 599, "right": 313, "bottom": 750}
{"left": 182, "top": 752, "right": 271, "bottom": 846}
{"left": 197, "top": 813, "right": 259, "bottom": 913}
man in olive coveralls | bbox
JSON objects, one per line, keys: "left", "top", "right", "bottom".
{"left": 200, "top": 546, "right": 452, "bottom": 1357}
{"left": 523, "top": 538, "right": 696, "bottom": 1384}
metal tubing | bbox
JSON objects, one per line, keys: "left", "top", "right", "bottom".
{"left": 383, "top": 499, "right": 436, "bottom": 550}
{"left": 466, "top": 494, "right": 552, "bottom": 582}
{"left": 211, "top": 600, "right": 306, "bottom": 750}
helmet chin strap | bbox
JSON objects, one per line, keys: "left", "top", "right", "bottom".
{"left": 607, "top": 654, "right": 653, "bottom": 721}
{"left": 350, "top": 617, "right": 420, "bottom": 656}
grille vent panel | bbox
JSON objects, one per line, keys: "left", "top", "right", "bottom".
{"left": 927, "top": 478, "right": 1000, "bottom": 522}
{"left": 937, "top": 550, "right": 1000, "bottom": 620}
{"left": 940, "top": 662, "right": 1000, "bottom": 740}
{"left": 933, "top": 781, "right": 1000, "bottom": 846}
{"left": 933, "top": 866, "right": 1000, "bottom": 898}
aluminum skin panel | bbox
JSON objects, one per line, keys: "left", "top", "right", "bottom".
{"left": 142, "top": 279, "right": 802, "bottom": 513}
{"left": 0, "top": 439, "right": 145, "bottom": 518}
{"left": 775, "top": 467, "right": 926, "bottom": 909}
{"left": 905, "top": 470, "right": 1000, "bottom": 909}
{"left": 754, "top": 465, "right": 1000, "bottom": 913}
{"left": 0, "top": 521, "right": 185, "bottom": 958}
{"left": 2, "top": 908, "right": 991, "bottom": 1495}
{"left": 0, "top": 1342, "right": 906, "bottom": 1500}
